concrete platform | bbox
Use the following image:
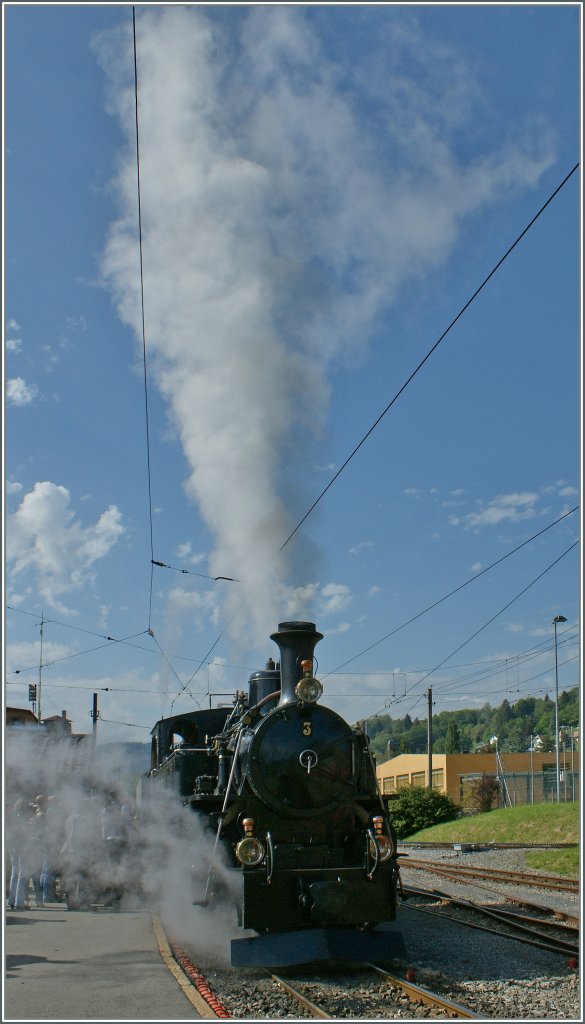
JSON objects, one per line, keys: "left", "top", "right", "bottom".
{"left": 4, "top": 902, "right": 209, "bottom": 1021}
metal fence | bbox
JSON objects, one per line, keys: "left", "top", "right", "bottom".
{"left": 460, "top": 770, "right": 580, "bottom": 807}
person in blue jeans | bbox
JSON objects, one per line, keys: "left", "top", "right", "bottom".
{"left": 7, "top": 798, "right": 36, "bottom": 910}
{"left": 33, "top": 794, "right": 60, "bottom": 904}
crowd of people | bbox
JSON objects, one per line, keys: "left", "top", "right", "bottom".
{"left": 6, "top": 789, "right": 139, "bottom": 912}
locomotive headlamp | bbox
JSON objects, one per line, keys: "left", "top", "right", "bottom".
{"left": 295, "top": 659, "right": 323, "bottom": 703}
{"left": 369, "top": 833, "right": 393, "bottom": 862}
{"left": 235, "top": 837, "right": 265, "bottom": 866}
{"left": 235, "top": 817, "right": 265, "bottom": 866}
{"left": 368, "top": 815, "right": 394, "bottom": 862}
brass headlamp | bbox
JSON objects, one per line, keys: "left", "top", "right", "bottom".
{"left": 295, "top": 659, "right": 323, "bottom": 703}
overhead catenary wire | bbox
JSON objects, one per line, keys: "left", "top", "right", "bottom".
{"left": 148, "top": 631, "right": 201, "bottom": 709}
{"left": 412, "top": 542, "right": 579, "bottom": 691}
{"left": 8, "top": 630, "right": 153, "bottom": 677}
{"left": 325, "top": 505, "right": 579, "bottom": 677}
{"left": 132, "top": 6, "right": 155, "bottom": 629}
{"left": 7, "top": 642, "right": 578, "bottom": 702}
{"left": 383, "top": 540, "right": 579, "bottom": 714}
{"left": 6, "top": 605, "right": 577, "bottom": 684}
{"left": 170, "top": 615, "right": 237, "bottom": 711}
{"left": 151, "top": 560, "right": 239, "bottom": 582}
{"left": 278, "top": 163, "right": 579, "bottom": 553}
{"left": 166, "top": 498, "right": 578, "bottom": 711}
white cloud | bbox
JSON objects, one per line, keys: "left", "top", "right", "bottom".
{"left": 283, "top": 582, "right": 320, "bottom": 620}
{"left": 470, "top": 562, "right": 482, "bottom": 573}
{"left": 97, "top": 605, "right": 110, "bottom": 630}
{"left": 7, "top": 377, "right": 38, "bottom": 406}
{"left": 64, "top": 314, "right": 88, "bottom": 332}
{"left": 165, "top": 585, "right": 220, "bottom": 633}
{"left": 176, "top": 541, "right": 205, "bottom": 566}
{"left": 5, "top": 639, "right": 75, "bottom": 677}
{"left": 454, "top": 491, "right": 539, "bottom": 529}
{"left": 319, "top": 582, "right": 352, "bottom": 616}
{"left": 558, "top": 485, "right": 578, "bottom": 497}
{"left": 6, "top": 482, "right": 125, "bottom": 614}
{"left": 8, "top": 318, "right": 21, "bottom": 330}
{"left": 326, "top": 621, "right": 351, "bottom": 636}
{"left": 349, "top": 541, "right": 373, "bottom": 556}
{"left": 6, "top": 480, "right": 23, "bottom": 495}
{"left": 504, "top": 623, "right": 524, "bottom": 634}
{"left": 6, "top": 337, "right": 22, "bottom": 353}
{"left": 368, "top": 585, "right": 382, "bottom": 598}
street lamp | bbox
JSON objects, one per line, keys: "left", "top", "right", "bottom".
{"left": 552, "top": 615, "right": 567, "bottom": 803}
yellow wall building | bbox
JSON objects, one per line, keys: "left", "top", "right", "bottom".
{"left": 376, "top": 752, "right": 569, "bottom": 805}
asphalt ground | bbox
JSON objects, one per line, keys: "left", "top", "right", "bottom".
{"left": 4, "top": 901, "right": 210, "bottom": 1022}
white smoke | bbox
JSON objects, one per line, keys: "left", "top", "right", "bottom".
{"left": 94, "top": 7, "right": 553, "bottom": 649}
{"left": 5, "top": 729, "right": 240, "bottom": 963}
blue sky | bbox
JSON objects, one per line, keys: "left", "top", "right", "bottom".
{"left": 4, "top": 3, "right": 581, "bottom": 746}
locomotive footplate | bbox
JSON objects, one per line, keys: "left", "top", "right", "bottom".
{"left": 239, "top": 865, "right": 397, "bottom": 932}
{"left": 231, "top": 925, "right": 407, "bottom": 968}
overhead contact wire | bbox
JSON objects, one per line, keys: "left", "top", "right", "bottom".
{"left": 279, "top": 163, "right": 579, "bottom": 553}
{"left": 326, "top": 505, "right": 578, "bottom": 676}
{"left": 366, "top": 543, "right": 578, "bottom": 720}
{"left": 132, "top": 6, "right": 155, "bottom": 629}
{"left": 405, "top": 540, "right": 579, "bottom": 700}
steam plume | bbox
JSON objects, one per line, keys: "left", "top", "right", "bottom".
{"left": 94, "top": 7, "right": 553, "bottom": 648}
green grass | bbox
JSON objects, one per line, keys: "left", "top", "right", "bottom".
{"left": 404, "top": 803, "right": 580, "bottom": 877}
{"left": 523, "top": 847, "right": 579, "bottom": 877}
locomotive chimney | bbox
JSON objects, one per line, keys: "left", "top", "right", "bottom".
{"left": 270, "top": 621, "right": 323, "bottom": 707}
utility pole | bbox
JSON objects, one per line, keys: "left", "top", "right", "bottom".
{"left": 90, "top": 692, "right": 99, "bottom": 746}
{"left": 570, "top": 726, "right": 575, "bottom": 801}
{"left": 37, "top": 612, "right": 44, "bottom": 724}
{"left": 552, "top": 615, "right": 567, "bottom": 804}
{"left": 426, "top": 687, "right": 433, "bottom": 789}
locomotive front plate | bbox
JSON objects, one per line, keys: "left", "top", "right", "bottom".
{"left": 245, "top": 704, "right": 354, "bottom": 817}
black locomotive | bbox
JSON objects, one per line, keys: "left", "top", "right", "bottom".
{"left": 144, "top": 621, "right": 405, "bottom": 966}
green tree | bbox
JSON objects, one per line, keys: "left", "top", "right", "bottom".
{"left": 387, "top": 786, "right": 459, "bottom": 839}
{"left": 444, "top": 719, "right": 461, "bottom": 753}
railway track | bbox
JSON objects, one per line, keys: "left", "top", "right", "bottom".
{"left": 367, "top": 965, "right": 479, "bottom": 1018}
{"left": 403, "top": 885, "right": 579, "bottom": 959}
{"left": 270, "top": 964, "right": 480, "bottom": 1019}
{"left": 166, "top": 934, "right": 480, "bottom": 1019}
{"left": 400, "top": 857, "right": 579, "bottom": 893}
{"left": 399, "top": 842, "right": 578, "bottom": 851}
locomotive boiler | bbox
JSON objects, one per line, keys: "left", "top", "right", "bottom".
{"left": 145, "top": 621, "right": 405, "bottom": 966}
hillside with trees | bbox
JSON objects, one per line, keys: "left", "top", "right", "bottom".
{"left": 363, "top": 686, "right": 579, "bottom": 764}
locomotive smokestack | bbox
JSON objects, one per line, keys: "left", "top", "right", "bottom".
{"left": 270, "top": 621, "right": 323, "bottom": 707}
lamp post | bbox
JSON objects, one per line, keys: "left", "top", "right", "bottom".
{"left": 552, "top": 615, "right": 567, "bottom": 804}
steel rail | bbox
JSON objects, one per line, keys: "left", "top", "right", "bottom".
{"left": 399, "top": 842, "right": 578, "bottom": 850}
{"left": 367, "top": 964, "right": 479, "bottom": 1018}
{"left": 489, "top": 905, "right": 580, "bottom": 936}
{"left": 269, "top": 974, "right": 333, "bottom": 1018}
{"left": 404, "top": 881, "right": 579, "bottom": 924}
{"left": 401, "top": 858, "right": 579, "bottom": 892}
{"left": 403, "top": 901, "right": 578, "bottom": 960}
{"left": 402, "top": 886, "right": 579, "bottom": 957}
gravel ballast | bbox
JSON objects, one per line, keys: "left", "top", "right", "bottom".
{"left": 173, "top": 847, "right": 581, "bottom": 1019}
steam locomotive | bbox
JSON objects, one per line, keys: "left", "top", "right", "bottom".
{"left": 144, "top": 621, "right": 405, "bottom": 966}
